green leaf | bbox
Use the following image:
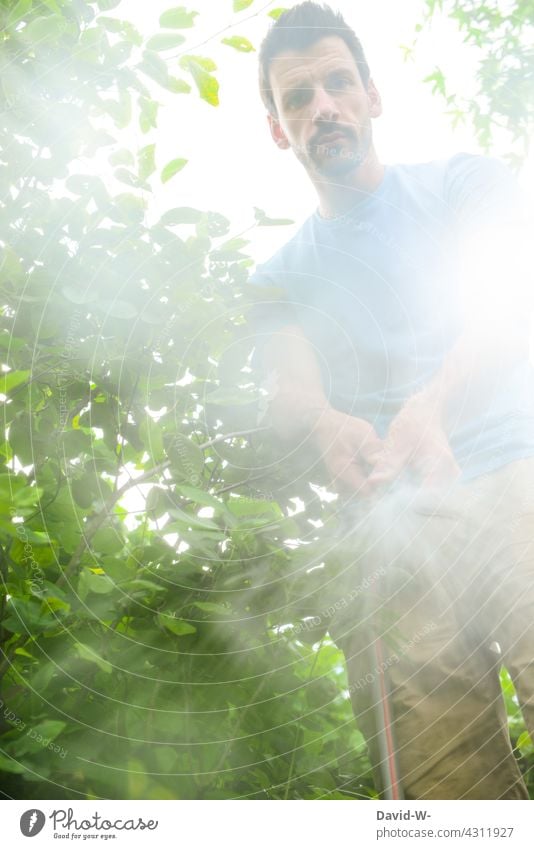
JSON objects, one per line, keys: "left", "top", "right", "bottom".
{"left": 167, "top": 505, "right": 219, "bottom": 530}
{"left": 166, "top": 77, "right": 192, "bottom": 94}
{"left": 103, "top": 90, "right": 132, "bottom": 129}
{"left": 28, "top": 720, "right": 66, "bottom": 744}
{"left": 140, "top": 416, "right": 165, "bottom": 463}
{"left": 165, "top": 432, "right": 204, "bottom": 484}
{"left": 0, "top": 472, "right": 35, "bottom": 504}
{"left": 159, "top": 206, "right": 203, "bottom": 226}
{"left": 74, "top": 642, "right": 112, "bottom": 673}
{"left": 254, "top": 206, "right": 294, "bottom": 226}
{"left": 234, "top": 0, "right": 254, "bottom": 11}
{"left": 129, "top": 578, "right": 165, "bottom": 594}
{"left": 0, "top": 370, "right": 30, "bottom": 396}
{"left": 97, "top": 0, "right": 121, "bottom": 9}
{"left": 8, "top": 413, "right": 34, "bottom": 465}
{"left": 92, "top": 527, "right": 125, "bottom": 554}
{"left": 268, "top": 7, "right": 288, "bottom": 19}
{"left": 0, "top": 754, "right": 25, "bottom": 774}
{"left": 227, "top": 498, "right": 283, "bottom": 519}
{"left": 180, "top": 56, "right": 219, "bottom": 106}
{"left": 15, "top": 647, "right": 37, "bottom": 660}
{"left": 193, "top": 601, "right": 230, "bottom": 615}
{"left": 157, "top": 612, "right": 197, "bottom": 635}
{"left": 139, "top": 97, "right": 159, "bottom": 133}
{"left": 221, "top": 35, "right": 255, "bottom": 53}
{"left": 22, "top": 15, "right": 66, "bottom": 44}
{"left": 146, "top": 33, "right": 187, "bottom": 51}
{"left": 161, "top": 157, "right": 188, "bottom": 183}
{"left": 109, "top": 148, "right": 135, "bottom": 167}
{"left": 517, "top": 730, "right": 533, "bottom": 754}
{"left": 159, "top": 6, "right": 198, "bottom": 28}
{"left": 79, "top": 569, "right": 116, "bottom": 594}
{"left": 101, "top": 557, "right": 136, "bottom": 583}
{"left": 7, "top": 0, "right": 32, "bottom": 29}
{"left": 114, "top": 192, "right": 146, "bottom": 223}
{"left": 138, "top": 143, "right": 156, "bottom": 181}
{"left": 174, "top": 484, "right": 224, "bottom": 510}
{"left": 2, "top": 597, "right": 57, "bottom": 636}
{"left": 0, "top": 245, "right": 24, "bottom": 284}
{"left": 146, "top": 485, "right": 169, "bottom": 517}
{"left": 179, "top": 54, "right": 216, "bottom": 72}
{"left": 99, "top": 17, "right": 143, "bottom": 45}
{"left": 138, "top": 50, "right": 170, "bottom": 87}
{"left": 423, "top": 67, "right": 446, "bottom": 97}
{"left": 10, "top": 719, "right": 67, "bottom": 757}
{"left": 14, "top": 484, "right": 43, "bottom": 509}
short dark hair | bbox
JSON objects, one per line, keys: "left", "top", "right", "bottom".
{"left": 258, "top": 2, "right": 371, "bottom": 116}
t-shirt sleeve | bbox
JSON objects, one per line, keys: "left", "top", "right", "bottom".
{"left": 444, "top": 153, "right": 532, "bottom": 331}
{"left": 246, "top": 260, "right": 300, "bottom": 371}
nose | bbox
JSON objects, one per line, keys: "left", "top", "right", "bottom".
{"left": 311, "top": 85, "right": 340, "bottom": 124}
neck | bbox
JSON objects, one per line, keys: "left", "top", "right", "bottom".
{"left": 314, "top": 147, "right": 385, "bottom": 219}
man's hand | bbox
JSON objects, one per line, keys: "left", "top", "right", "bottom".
{"left": 367, "top": 393, "right": 461, "bottom": 490}
{"left": 310, "top": 407, "right": 383, "bottom": 495}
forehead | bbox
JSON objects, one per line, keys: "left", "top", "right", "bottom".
{"left": 269, "top": 36, "right": 361, "bottom": 91}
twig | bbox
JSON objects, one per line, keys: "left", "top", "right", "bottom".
{"left": 199, "top": 426, "right": 268, "bottom": 450}
{"left": 214, "top": 471, "right": 270, "bottom": 496}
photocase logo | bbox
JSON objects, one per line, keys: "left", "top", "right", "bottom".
{"left": 20, "top": 809, "right": 46, "bottom": 837}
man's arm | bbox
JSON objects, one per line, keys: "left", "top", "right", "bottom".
{"left": 261, "top": 324, "right": 383, "bottom": 494}
{"left": 367, "top": 325, "right": 529, "bottom": 489}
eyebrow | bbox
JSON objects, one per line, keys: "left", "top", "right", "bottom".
{"left": 280, "top": 64, "right": 357, "bottom": 100}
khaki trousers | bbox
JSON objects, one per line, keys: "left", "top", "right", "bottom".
{"left": 331, "top": 457, "right": 534, "bottom": 800}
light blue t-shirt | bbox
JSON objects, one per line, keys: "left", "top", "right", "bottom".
{"left": 248, "top": 154, "right": 534, "bottom": 481}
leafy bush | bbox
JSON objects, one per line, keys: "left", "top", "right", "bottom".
{"left": 0, "top": 0, "right": 369, "bottom": 800}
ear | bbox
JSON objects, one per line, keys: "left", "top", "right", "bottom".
{"left": 367, "top": 78, "right": 383, "bottom": 119}
{"left": 268, "top": 113, "right": 290, "bottom": 150}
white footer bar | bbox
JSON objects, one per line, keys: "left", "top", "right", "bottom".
{"left": 3, "top": 799, "right": 532, "bottom": 848}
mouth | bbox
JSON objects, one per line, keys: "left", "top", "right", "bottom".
{"left": 314, "top": 131, "right": 348, "bottom": 147}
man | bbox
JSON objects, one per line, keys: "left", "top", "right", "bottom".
{"left": 247, "top": 2, "right": 534, "bottom": 799}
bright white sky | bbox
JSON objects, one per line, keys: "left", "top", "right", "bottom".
{"left": 123, "top": 0, "right": 533, "bottom": 262}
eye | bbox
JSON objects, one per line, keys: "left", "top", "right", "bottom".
{"left": 327, "top": 73, "right": 352, "bottom": 92}
{"left": 285, "top": 88, "right": 312, "bottom": 110}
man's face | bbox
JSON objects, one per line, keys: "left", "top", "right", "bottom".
{"left": 267, "top": 36, "right": 381, "bottom": 178}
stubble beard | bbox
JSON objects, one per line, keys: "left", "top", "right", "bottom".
{"left": 306, "top": 124, "right": 372, "bottom": 178}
